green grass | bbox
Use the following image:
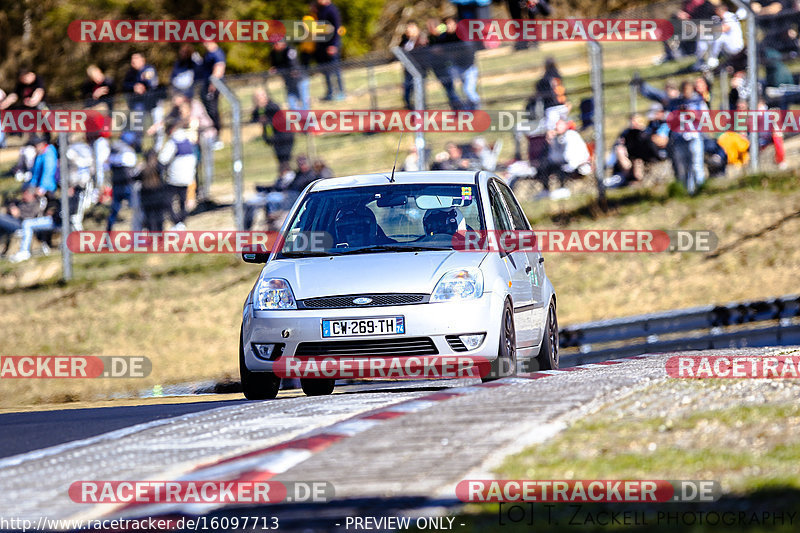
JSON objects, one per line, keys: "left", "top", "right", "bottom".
{"left": 453, "top": 396, "right": 800, "bottom": 533}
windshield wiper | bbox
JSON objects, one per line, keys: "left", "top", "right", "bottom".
{"left": 279, "top": 251, "right": 334, "bottom": 258}
{"left": 332, "top": 244, "right": 450, "bottom": 255}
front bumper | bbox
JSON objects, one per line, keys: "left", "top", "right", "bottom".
{"left": 242, "top": 292, "right": 506, "bottom": 372}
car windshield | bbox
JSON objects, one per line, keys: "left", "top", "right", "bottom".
{"left": 277, "top": 183, "right": 484, "bottom": 257}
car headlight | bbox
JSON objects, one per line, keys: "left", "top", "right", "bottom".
{"left": 430, "top": 268, "right": 484, "bottom": 302}
{"left": 254, "top": 277, "right": 297, "bottom": 310}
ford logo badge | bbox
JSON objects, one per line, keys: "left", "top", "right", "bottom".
{"left": 353, "top": 297, "right": 373, "bottom": 305}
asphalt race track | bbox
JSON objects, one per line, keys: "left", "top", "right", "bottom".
{"left": 0, "top": 347, "right": 792, "bottom": 532}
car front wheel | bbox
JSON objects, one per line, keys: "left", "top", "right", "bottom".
{"left": 301, "top": 378, "right": 335, "bottom": 396}
{"left": 482, "top": 300, "right": 517, "bottom": 382}
{"left": 535, "top": 301, "right": 559, "bottom": 370}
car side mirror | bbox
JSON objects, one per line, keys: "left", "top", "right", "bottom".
{"left": 242, "top": 252, "right": 269, "bottom": 263}
{"left": 242, "top": 244, "right": 270, "bottom": 263}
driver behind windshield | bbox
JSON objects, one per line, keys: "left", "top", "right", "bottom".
{"left": 333, "top": 206, "right": 380, "bottom": 248}
{"left": 422, "top": 207, "right": 465, "bottom": 237}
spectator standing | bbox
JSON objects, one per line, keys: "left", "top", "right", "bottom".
{"left": 65, "top": 139, "right": 95, "bottom": 230}
{"left": 81, "top": 65, "right": 115, "bottom": 114}
{"left": 106, "top": 135, "right": 140, "bottom": 231}
{"left": 316, "top": 0, "right": 346, "bottom": 101}
{"left": 137, "top": 150, "right": 168, "bottom": 232}
{"left": 158, "top": 120, "right": 197, "bottom": 230}
{"left": 197, "top": 42, "right": 226, "bottom": 134}
{"left": 399, "top": 22, "right": 425, "bottom": 110}
{"left": 270, "top": 40, "right": 311, "bottom": 111}
{"left": 532, "top": 58, "right": 566, "bottom": 111}
{"left": 751, "top": 0, "right": 800, "bottom": 55}
{"left": 298, "top": 14, "right": 319, "bottom": 69}
{"left": 251, "top": 89, "right": 295, "bottom": 173}
{"left": 506, "top": 0, "right": 552, "bottom": 50}
{"left": 450, "top": 0, "right": 492, "bottom": 20}
{"left": 426, "top": 19, "right": 463, "bottom": 109}
{"left": 171, "top": 44, "right": 199, "bottom": 98}
{"left": 122, "top": 53, "right": 160, "bottom": 151}
{"left": 431, "top": 17, "right": 480, "bottom": 109}
{"left": 85, "top": 115, "right": 111, "bottom": 198}
{"left": 670, "top": 81, "right": 709, "bottom": 194}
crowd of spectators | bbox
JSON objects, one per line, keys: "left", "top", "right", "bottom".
{"left": 0, "top": 0, "right": 351, "bottom": 261}
{"left": 0, "top": 38, "right": 231, "bottom": 261}
{"left": 4, "top": 0, "right": 800, "bottom": 262}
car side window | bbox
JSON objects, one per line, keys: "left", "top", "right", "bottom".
{"left": 489, "top": 184, "right": 513, "bottom": 231}
{"left": 495, "top": 180, "right": 530, "bottom": 230}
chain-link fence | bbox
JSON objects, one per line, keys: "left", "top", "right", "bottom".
{"left": 5, "top": 0, "right": 800, "bottom": 282}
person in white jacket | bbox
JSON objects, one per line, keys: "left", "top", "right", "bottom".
{"left": 158, "top": 120, "right": 197, "bottom": 230}
{"left": 694, "top": 3, "right": 744, "bottom": 70}
{"left": 541, "top": 119, "right": 591, "bottom": 199}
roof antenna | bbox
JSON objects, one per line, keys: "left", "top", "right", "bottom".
{"left": 389, "top": 132, "right": 404, "bottom": 183}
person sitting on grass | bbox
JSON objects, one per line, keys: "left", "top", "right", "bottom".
{"left": 0, "top": 187, "right": 55, "bottom": 263}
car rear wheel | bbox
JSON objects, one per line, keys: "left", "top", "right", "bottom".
{"left": 535, "top": 301, "right": 559, "bottom": 370}
{"left": 239, "top": 328, "right": 281, "bottom": 400}
{"left": 482, "top": 300, "right": 517, "bottom": 382}
{"left": 301, "top": 378, "right": 335, "bottom": 396}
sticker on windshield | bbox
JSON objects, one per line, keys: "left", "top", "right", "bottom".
{"left": 461, "top": 187, "right": 473, "bottom": 201}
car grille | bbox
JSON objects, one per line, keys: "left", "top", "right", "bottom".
{"left": 294, "top": 337, "right": 438, "bottom": 357}
{"left": 445, "top": 335, "right": 469, "bottom": 352}
{"left": 299, "top": 293, "right": 427, "bottom": 309}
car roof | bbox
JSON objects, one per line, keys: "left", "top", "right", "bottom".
{"left": 309, "top": 171, "right": 490, "bottom": 192}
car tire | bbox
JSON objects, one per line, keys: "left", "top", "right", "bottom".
{"left": 301, "top": 378, "right": 335, "bottom": 396}
{"left": 535, "top": 300, "right": 559, "bottom": 371}
{"left": 239, "top": 327, "right": 281, "bottom": 400}
{"left": 482, "top": 300, "right": 517, "bottom": 382}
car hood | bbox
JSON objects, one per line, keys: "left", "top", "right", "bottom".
{"left": 261, "top": 251, "right": 487, "bottom": 299}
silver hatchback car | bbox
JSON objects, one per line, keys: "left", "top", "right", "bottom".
{"left": 239, "top": 171, "right": 558, "bottom": 399}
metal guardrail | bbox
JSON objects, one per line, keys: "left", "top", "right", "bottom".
{"left": 559, "top": 294, "right": 800, "bottom": 365}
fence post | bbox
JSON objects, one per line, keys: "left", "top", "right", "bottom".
{"left": 719, "top": 68, "right": 729, "bottom": 110}
{"left": 392, "top": 46, "right": 427, "bottom": 170}
{"left": 587, "top": 41, "right": 607, "bottom": 209}
{"left": 367, "top": 64, "right": 378, "bottom": 110}
{"left": 58, "top": 132, "right": 72, "bottom": 281}
{"left": 199, "top": 135, "right": 214, "bottom": 203}
{"left": 210, "top": 76, "right": 244, "bottom": 230}
{"left": 730, "top": 0, "right": 758, "bottom": 173}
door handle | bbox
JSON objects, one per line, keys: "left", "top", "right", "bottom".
{"left": 525, "top": 265, "right": 532, "bottom": 274}
{"left": 538, "top": 257, "right": 545, "bottom": 264}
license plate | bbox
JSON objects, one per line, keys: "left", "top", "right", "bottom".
{"left": 322, "top": 316, "right": 405, "bottom": 338}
